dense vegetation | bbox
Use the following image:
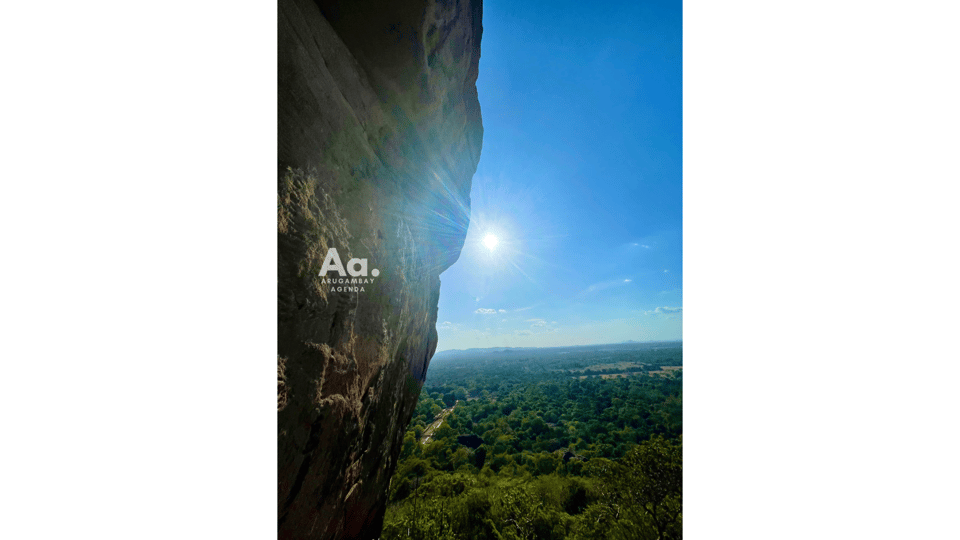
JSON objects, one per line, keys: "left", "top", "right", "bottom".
{"left": 383, "top": 342, "right": 682, "bottom": 539}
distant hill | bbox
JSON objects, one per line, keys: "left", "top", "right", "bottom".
{"left": 433, "top": 340, "right": 681, "bottom": 361}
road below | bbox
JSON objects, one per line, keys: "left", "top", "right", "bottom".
{"left": 420, "top": 400, "right": 459, "bottom": 445}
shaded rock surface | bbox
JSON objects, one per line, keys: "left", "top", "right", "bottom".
{"left": 277, "top": 0, "right": 482, "bottom": 538}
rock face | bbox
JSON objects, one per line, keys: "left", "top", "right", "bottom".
{"left": 277, "top": 0, "right": 482, "bottom": 538}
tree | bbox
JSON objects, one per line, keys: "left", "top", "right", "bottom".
{"left": 535, "top": 453, "right": 559, "bottom": 476}
{"left": 621, "top": 436, "right": 682, "bottom": 539}
{"left": 474, "top": 446, "right": 487, "bottom": 469}
{"left": 443, "top": 392, "right": 457, "bottom": 407}
{"left": 400, "top": 432, "right": 418, "bottom": 459}
{"left": 495, "top": 486, "right": 545, "bottom": 540}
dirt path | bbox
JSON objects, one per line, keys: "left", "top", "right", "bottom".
{"left": 420, "top": 400, "right": 459, "bottom": 445}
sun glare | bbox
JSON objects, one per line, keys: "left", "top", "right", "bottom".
{"left": 482, "top": 233, "right": 499, "bottom": 251}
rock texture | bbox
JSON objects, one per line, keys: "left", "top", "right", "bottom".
{"left": 277, "top": 0, "right": 482, "bottom": 538}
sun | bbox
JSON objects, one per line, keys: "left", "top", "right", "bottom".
{"left": 482, "top": 233, "right": 499, "bottom": 251}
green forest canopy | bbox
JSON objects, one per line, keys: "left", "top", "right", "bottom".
{"left": 384, "top": 342, "right": 682, "bottom": 539}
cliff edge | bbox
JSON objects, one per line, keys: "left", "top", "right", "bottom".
{"left": 277, "top": 0, "right": 483, "bottom": 538}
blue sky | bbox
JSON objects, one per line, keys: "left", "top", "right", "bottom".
{"left": 436, "top": 0, "right": 682, "bottom": 351}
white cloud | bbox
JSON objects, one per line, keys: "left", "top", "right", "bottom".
{"left": 498, "top": 309, "right": 507, "bottom": 313}
{"left": 580, "top": 278, "right": 631, "bottom": 296}
{"left": 475, "top": 308, "right": 497, "bottom": 314}
{"left": 526, "top": 318, "right": 548, "bottom": 327}
{"left": 644, "top": 306, "right": 683, "bottom": 316}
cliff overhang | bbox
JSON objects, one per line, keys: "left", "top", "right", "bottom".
{"left": 277, "top": 0, "right": 483, "bottom": 538}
